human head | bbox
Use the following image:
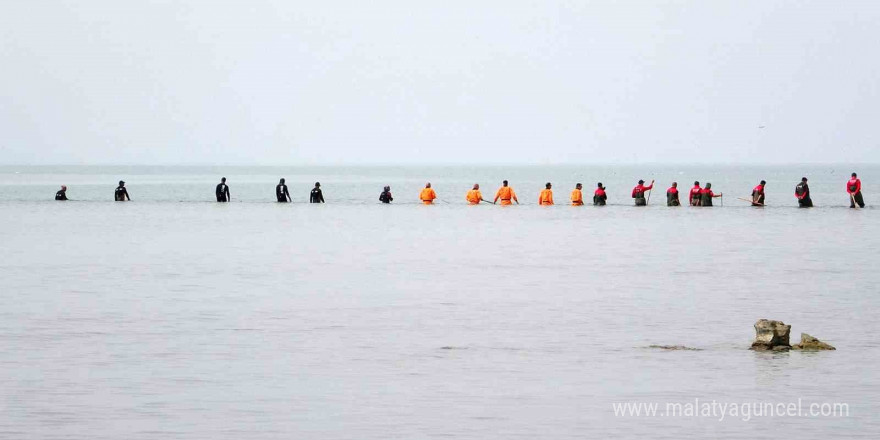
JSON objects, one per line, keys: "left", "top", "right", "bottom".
{"left": 473, "top": 183, "right": 480, "bottom": 190}
{"left": 502, "top": 180, "right": 508, "bottom": 186}
{"left": 672, "top": 182, "right": 677, "bottom": 188}
{"left": 384, "top": 185, "right": 390, "bottom": 191}
{"left": 597, "top": 182, "right": 603, "bottom": 188}
{"left": 706, "top": 182, "right": 712, "bottom": 189}
{"left": 314, "top": 182, "right": 320, "bottom": 188}
{"left": 280, "top": 178, "right": 285, "bottom": 184}
{"left": 852, "top": 172, "right": 858, "bottom": 178}
{"left": 61, "top": 185, "right": 67, "bottom": 190}
{"left": 638, "top": 179, "right": 645, "bottom": 185}
{"left": 119, "top": 180, "right": 125, "bottom": 186}
{"left": 545, "top": 182, "right": 552, "bottom": 189}
{"left": 694, "top": 181, "right": 700, "bottom": 186}
{"left": 802, "top": 177, "right": 808, "bottom": 182}
{"left": 426, "top": 182, "right": 431, "bottom": 188}
{"left": 221, "top": 177, "right": 226, "bottom": 183}
{"left": 760, "top": 180, "right": 766, "bottom": 185}
{"left": 576, "top": 183, "right": 582, "bottom": 190}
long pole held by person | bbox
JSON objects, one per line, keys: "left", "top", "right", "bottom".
{"left": 851, "top": 193, "right": 860, "bottom": 209}
{"left": 646, "top": 179, "right": 655, "bottom": 204}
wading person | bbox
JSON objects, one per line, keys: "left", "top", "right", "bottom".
{"left": 493, "top": 180, "right": 518, "bottom": 205}
{"left": 379, "top": 186, "right": 393, "bottom": 204}
{"left": 571, "top": 183, "right": 584, "bottom": 206}
{"left": 310, "top": 182, "right": 325, "bottom": 203}
{"left": 700, "top": 182, "right": 722, "bottom": 206}
{"left": 751, "top": 180, "right": 766, "bottom": 206}
{"left": 466, "top": 184, "right": 488, "bottom": 204}
{"left": 538, "top": 182, "right": 554, "bottom": 205}
{"left": 276, "top": 178, "right": 291, "bottom": 203}
{"left": 419, "top": 183, "right": 437, "bottom": 205}
{"left": 632, "top": 179, "right": 654, "bottom": 206}
{"left": 114, "top": 181, "right": 130, "bottom": 201}
{"left": 666, "top": 182, "right": 680, "bottom": 206}
{"left": 848, "top": 173, "right": 865, "bottom": 208}
{"left": 689, "top": 181, "right": 702, "bottom": 206}
{"left": 55, "top": 185, "right": 68, "bottom": 201}
{"left": 216, "top": 177, "right": 230, "bottom": 202}
{"left": 795, "top": 177, "right": 812, "bottom": 208}
{"left": 593, "top": 183, "right": 607, "bottom": 206}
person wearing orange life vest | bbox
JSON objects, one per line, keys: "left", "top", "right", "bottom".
{"left": 466, "top": 184, "right": 489, "bottom": 204}
{"left": 847, "top": 172, "right": 865, "bottom": 208}
{"left": 751, "top": 180, "right": 766, "bottom": 206}
{"left": 689, "top": 181, "right": 702, "bottom": 206}
{"left": 493, "top": 180, "right": 518, "bottom": 205}
{"left": 571, "top": 183, "right": 584, "bottom": 205}
{"left": 666, "top": 182, "right": 680, "bottom": 206}
{"left": 593, "top": 183, "right": 607, "bottom": 206}
{"left": 632, "top": 179, "right": 654, "bottom": 206}
{"left": 419, "top": 183, "right": 437, "bottom": 205}
{"left": 538, "top": 182, "right": 554, "bottom": 205}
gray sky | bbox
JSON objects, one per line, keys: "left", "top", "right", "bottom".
{"left": 1, "top": 1, "right": 878, "bottom": 165}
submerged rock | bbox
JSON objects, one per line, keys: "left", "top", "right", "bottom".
{"left": 792, "top": 333, "right": 836, "bottom": 351}
{"left": 647, "top": 345, "right": 702, "bottom": 351}
{"left": 750, "top": 319, "right": 791, "bottom": 351}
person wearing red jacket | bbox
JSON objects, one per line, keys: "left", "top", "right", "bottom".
{"left": 700, "top": 182, "right": 722, "bottom": 206}
{"left": 632, "top": 179, "right": 654, "bottom": 206}
{"left": 593, "top": 183, "right": 607, "bottom": 206}
{"left": 666, "top": 182, "right": 680, "bottom": 206}
{"left": 847, "top": 172, "right": 865, "bottom": 208}
{"left": 751, "top": 180, "right": 766, "bottom": 206}
{"left": 795, "top": 177, "right": 812, "bottom": 208}
{"left": 689, "top": 181, "right": 702, "bottom": 206}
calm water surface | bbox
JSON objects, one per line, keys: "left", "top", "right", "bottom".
{"left": 1, "top": 166, "right": 877, "bottom": 439}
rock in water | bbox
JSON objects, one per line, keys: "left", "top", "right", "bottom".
{"left": 792, "top": 333, "right": 836, "bottom": 351}
{"left": 750, "top": 319, "right": 791, "bottom": 351}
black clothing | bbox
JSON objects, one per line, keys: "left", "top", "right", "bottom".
{"left": 216, "top": 183, "right": 230, "bottom": 202}
{"left": 701, "top": 193, "right": 714, "bottom": 207}
{"left": 310, "top": 188, "right": 324, "bottom": 203}
{"left": 796, "top": 182, "right": 812, "bottom": 207}
{"left": 593, "top": 194, "right": 606, "bottom": 206}
{"left": 55, "top": 190, "right": 67, "bottom": 201}
{"left": 379, "top": 190, "right": 393, "bottom": 204}
{"left": 114, "top": 186, "right": 129, "bottom": 201}
{"left": 751, "top": 189, "right": 765, "bottom": 206}
{"left": 850, "top": 191, "right": 865, "bottom": 208}
{"left": 276, "top": 184, "right": 290, "bottom": 202}
{"left": 667, "top": 191, "right": 680, "bottom": 206}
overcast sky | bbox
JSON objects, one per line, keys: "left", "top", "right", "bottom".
{"left": 1, "top": 1, "right": 877, "bottom": 165}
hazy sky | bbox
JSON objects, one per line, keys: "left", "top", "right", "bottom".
{"left": 1, "top": 1, "right": 878, "bottom": 165}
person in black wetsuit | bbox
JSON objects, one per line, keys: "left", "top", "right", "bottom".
{"left": 114, "top": 181, "right": 130, "bottom": 201}
{"left": 310, "top": 182, "right": 324, "bottom": 203}
{"left": 276, "top": 178, "right": 291, "bottom": 202}
{"left": 593, "top": 183, "right": 607, "bottom": 206}
{"left": 795, "top": 177, "right": 812, "bottom": 208}
{"left": 216, "top": 177, "right": 230, "bottom": 202}
{"left": 55, "top": 185, "right": 68, "bottom": 201}
{"left": 379, "top": 186, "right": 393, "bottom": 204}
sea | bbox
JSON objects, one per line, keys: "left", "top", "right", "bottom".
{"left": 0, "top": 165, "right": 877, "bottom": 439}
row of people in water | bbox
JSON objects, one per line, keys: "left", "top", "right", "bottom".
{"left": 53, "top": 173, "right": 867, "bottom": 208}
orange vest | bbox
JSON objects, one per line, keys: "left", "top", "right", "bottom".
{"left": 466, "top": 190, "right": 482, "bottom": 204}
{"left": 420, "top": 188, "right": 436, "bottom": 204}
{"left": 539, "top": 189, "right": 554, "bottom": 205}
{"left": 495, "top": 186, "right": 516, "bottom": 205}
{"left": 570, "top": 189, "right": 583, "bottom": 205}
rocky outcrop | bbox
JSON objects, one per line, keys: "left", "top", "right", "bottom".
{"left": 750, "top": 319, "right": 791, "bottom": 351}
{"left": 792, "top": 333, "right": 836, "bottom": 351}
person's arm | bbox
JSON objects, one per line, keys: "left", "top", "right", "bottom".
{"left": 124, "top": 189, "right": 131, "bottom": 201}
{"left": 286, "top": 188, "right": 291, "bottom": 202}
{"left": 319, "top": 191, "right": 324, "bottom": 203}
{"left": 513, "top": 191, "right": 518, "bottom": 204}
{"left": 493, "top": 190, "right": 500, "bottom": 204}
{"left": 227, "top": 187, "right": 231, "bottom": 201}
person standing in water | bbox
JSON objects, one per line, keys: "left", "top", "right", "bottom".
{"left": 55, "top": 185, "right": 68, "bottom": 201}
{"left": 751, "top": 180, "right": 766, "bottom": 206}
{"left": 419, "top": 183, "right": 437, "bottom": 204}
{"left": 114, "top": 181, "right": 130, "bottom": 201}
{"left": 795, "top": 177, "right": 812, "bottom": 208}
{"left": 216, "top": 177, "right": 230, "bottom": 202}
{"left": 666, "top": 182, "right": 680, "bottom": 206}
{"left": 571, "top": 183, "right": 584, "bottom": 206}
{"left": 276, "top": 178, "right": 291, "bottom": 203}
{"left": 466, "top": 184, "right": 489, "bottom": 204}
{"left": 632, "top": 179, "right": 654, "bottom": 206}
{"left": 310, "top": 182, "right": 325, "bottom": 203}
{"left": 538, "top": 182, "right": 554, "bottom": 205}
{"left": 379, "top": 186, "right": 393, "bottom": 204}
{"left": 593, "top": 183, "right": 607, "bottom": 206}
{"left": 689, "top": 181, "right": 702, "bottom": 206}
{"left": 700, "top": 183, "right": 722, "bottom": 206}
{"left": 493, "top": 180, "right": 518, "bottom": 205}
{"left": 847, "top": 172, "right": 865, "bottom": 208}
